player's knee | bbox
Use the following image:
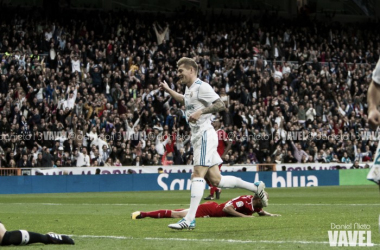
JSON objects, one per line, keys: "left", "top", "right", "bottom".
{"left": 209, "top": 177, "right": 221, "bottom": 187}
{"left": 192, "top": 172, "right": 202, "bottom": 178}
{"left": 192, "top": 170, "right": 203, "bottom": 178}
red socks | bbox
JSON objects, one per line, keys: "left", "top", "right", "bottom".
{"left": 210, "top": 186, "right": 218, "bottom": 196}
{"left": 141, "top": 210, "right": 172, "bottom": 218}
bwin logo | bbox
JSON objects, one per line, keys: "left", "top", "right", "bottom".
{"left": 272, "top": 172, "right": 318, "bottom": 188}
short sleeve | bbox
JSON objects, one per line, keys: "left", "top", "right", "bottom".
{"left": 198, "top": 82, "right": 220, "bottom": 104}
{"left": 231, "top": 198, "right": 244, "bottom": 209}
{"left": 230, "top": 197, "right": 254, "bottom": 215}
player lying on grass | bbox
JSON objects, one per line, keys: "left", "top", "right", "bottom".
{"left": 0, "top": 221, "right": 74, "bottom": 246}
{"left": 131, "top": 194, "right": 280, "bottom": 222}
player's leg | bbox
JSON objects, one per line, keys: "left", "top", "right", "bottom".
{"left": 204, "top": 129, "right": 268, "bottom": 205}
{"left": 0, "top": 223, "right": 74, "bottom": 246}
{"left": 205, "top": 164, "right": 222, "bottom": 200}
{"left": 132, "top": 209, "right": 182, "bottom": 219}
{"left": 204, "top": 176, "right": 216, "bottom": 200}
{"left": 168, "top": 132, "right": 210, "bottom": 230}
{"left": 204, "top": 132, "right": 222, "bottom": 201}
{"left": 168, "top": 165, "right": 208, "bottom": 230}
{"left": 215, "top": 164, "right": 223, "bottom": 200}
{"left": 205, "top": 185, "right": 217, "bottom": 200}
{"left": 215, "top": 187, "right": 222, "bottom": 200}
{"left": 183, "top": 130, "right": 220, "bottom": 224}
{"left": 171, "top": 210, "right": 188, "bottom": 218}
{"left": 206, "top": 165, "right": 268, "bottom": 207}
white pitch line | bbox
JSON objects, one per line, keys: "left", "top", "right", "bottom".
{"left": 73, "top": 234, "right": 334, "bottom": 245}
{"left": 0, "top": 203, "right": 379, "bottom": 206}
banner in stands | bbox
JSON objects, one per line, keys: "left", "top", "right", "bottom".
{"left": 29, "top": 166, "right": 256, "bottom": 175}
{"left": 273, "top": 163, "right": 370, "bottom": 171}
{"left": 28, "top": 163, "right": 370, "bottom": 175}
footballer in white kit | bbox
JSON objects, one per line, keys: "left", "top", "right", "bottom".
{"left": 184, "top": 78, "right": 223, "bottom": 167}
{"left": 159, "top": 57, "right": 268, "bottom": 231}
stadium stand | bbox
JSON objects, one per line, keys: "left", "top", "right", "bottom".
{"left": 0, "top": 4, "right": 378, "bottom": 168}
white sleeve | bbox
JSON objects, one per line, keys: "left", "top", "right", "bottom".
{"left": 73, "top": 88, "right": 78, "bottom": 100}
{"left": 156, "top": 132, "right": 163, "bottom": 146}
{"left": 162, "top": 137, "right": 170, "bottom": 146}
{"left": 198, "top": 82, "right": 220, "bottom": 104}
{"left": 338, "top": 107, "right": 346, "bottom": 116}
{"left": 372, "top": 59, "right": 380, "bottom": 84}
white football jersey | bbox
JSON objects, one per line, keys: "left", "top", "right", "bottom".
{"left": 184, "top": 78, "right": 220, "bottom": 143}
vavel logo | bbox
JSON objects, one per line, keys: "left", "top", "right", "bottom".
{"left": 328, "top": 223, "right": 374, "bottom": 247}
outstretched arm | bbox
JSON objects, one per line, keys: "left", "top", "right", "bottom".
{"left": 153, "top": 23, "right": 159, "bottom": 36}
{"left": 132, "top": 117, "right": 140, "bottom": 129}
{"left": 258, "top": 210, "right": 281, "bottom": 217}
{"left": 159, "top": 81, "right": 184, "bottom": 104}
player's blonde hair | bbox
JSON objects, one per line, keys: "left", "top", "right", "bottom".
{"left": 177, "top": 57, "right": 198, "bottom": 74}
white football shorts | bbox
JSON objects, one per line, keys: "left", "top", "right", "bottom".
{"left": 193, "top": 129, "right": 223, "bottom": 167}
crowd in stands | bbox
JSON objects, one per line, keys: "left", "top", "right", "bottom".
{"left": 0, "top": 5, "right": 379, "bottom": 169}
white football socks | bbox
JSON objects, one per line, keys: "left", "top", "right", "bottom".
{"left": 184, "top": 177, "right": 205, "bottom": 223}
{"left": 218, "top": 176, "right": 258, "bottom": 193}
{"left": 372, "top": 59, "right": 380, "bottom": 84}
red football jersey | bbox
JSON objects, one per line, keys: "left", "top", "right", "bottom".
{"left": 164, "top": 133, "right": 175, "bottom": 154}
{"left": 195, "top": 195, "right": 262, "bottom": 218}
{"left": 216, "top": 129, "right": 228, "bottom": 156}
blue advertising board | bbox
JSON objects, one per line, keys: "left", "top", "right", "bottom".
{"left": 0, "top": 170, "right": 340, "bottom": 194}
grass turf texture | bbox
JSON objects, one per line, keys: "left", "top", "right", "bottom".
{"left": 0, "top": 185, "right": 379, "bottom": 249}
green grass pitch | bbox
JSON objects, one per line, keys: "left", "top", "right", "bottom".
{"left": 0, "top": 185, "right": 379, "bottom": 249}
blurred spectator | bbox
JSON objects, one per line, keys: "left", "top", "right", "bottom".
{"left": 350, "top": 160, "right": 360, "bottom": 169}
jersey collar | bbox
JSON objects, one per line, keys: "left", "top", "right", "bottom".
{"left": 188, "top": 78, "right": 201, "bottom": 89}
